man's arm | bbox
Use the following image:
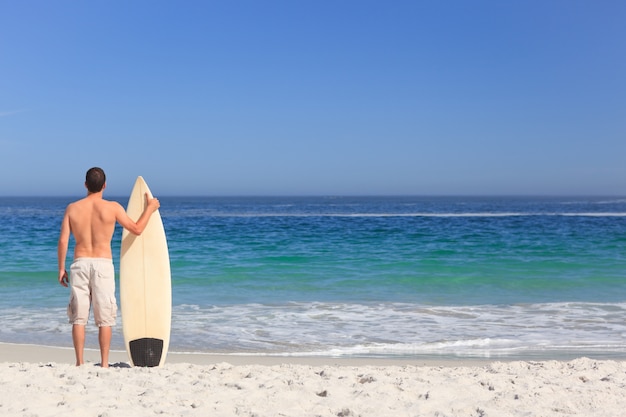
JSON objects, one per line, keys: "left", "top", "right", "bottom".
{"left": 57, "top": 208, "right": 71, "bottom": 287}
{"left": 115, "top": 193, "right": 160, "bottom": 236}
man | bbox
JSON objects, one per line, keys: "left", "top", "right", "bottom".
{"left": 58, "top": 167, "right": 160, "bottom": 367}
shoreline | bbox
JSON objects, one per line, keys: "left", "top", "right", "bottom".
{"left": 3, "top": 341, "right": 625, "bottom": 367}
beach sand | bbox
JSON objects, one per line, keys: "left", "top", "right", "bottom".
{"left": 1, "top": 343, "right": 625, "bottom": 416}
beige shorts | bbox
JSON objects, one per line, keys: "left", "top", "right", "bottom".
{"left": 67, "top": 258, "right": 117, "bottom": 327}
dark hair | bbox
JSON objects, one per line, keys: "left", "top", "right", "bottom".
{"left": 85, "top": 167, "right": 106, "bottom": 193}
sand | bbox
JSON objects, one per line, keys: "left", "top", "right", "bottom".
{"left": 1, "top": 343, "right": 625, "bottom": 416}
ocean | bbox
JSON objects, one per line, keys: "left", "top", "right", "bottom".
{"left": 1, "top": 196, "right": 625, "bottom": 360}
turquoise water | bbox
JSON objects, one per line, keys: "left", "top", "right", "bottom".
{"left": 1, "top": 196, "right": 625, "bottom": 359}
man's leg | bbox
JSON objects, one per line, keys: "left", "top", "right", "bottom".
{"left": 72, "top": 324, "right": 85, "bottom": 366}
{"left": 99, "top": 326, "right": 112, "bottom": 368}
{"left": 68, "top": 259, "right": 89, "bottom": 367}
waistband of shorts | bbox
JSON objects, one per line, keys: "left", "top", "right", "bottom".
{"left": 72, "top": 257, "right": 114, "bottom": 264}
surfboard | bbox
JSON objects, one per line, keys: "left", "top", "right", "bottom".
{"left": 120, "top": 176, "right": 171, "bottom": 367}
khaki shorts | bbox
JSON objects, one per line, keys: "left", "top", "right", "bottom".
{"left": 67, "top": 258, "right": 117, "bottom": 327}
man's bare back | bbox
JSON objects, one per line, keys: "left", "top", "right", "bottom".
{"left": 64, "top": 195, "right": 122, "bottom": 259}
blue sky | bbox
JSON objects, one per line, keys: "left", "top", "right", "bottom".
{"left": 1, "top": 1, "right": 625, "bottom": 196}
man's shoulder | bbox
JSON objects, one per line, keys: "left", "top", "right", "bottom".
{"left": 65, "top": 197, "right": 86, "bottom": 211}
{"left": 104, "top": 198, "right": 123, "bottom": 207}
{"left": 102, "top": 199, "right": 125, "bottom": 213}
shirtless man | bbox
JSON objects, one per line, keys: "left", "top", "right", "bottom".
{"left": 57, "top": 167, "right": 160, "bottom": 367}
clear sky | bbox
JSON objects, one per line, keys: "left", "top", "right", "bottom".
{"left": 1, "top": 1, "right": 625, "bottom": 196}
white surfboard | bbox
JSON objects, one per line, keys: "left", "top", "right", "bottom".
{"left": 120, "top": 176, "right": 171, "bottom": 367}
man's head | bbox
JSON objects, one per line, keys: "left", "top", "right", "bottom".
{"left": 85, "top": 167, "right": 106, "bottom": 193}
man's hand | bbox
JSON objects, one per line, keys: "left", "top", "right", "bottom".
{"left": 145, "top": 193, "right": 160, "bottom": 212}
{"left": 59, "top": 269, "right": 69, "bottom": 287}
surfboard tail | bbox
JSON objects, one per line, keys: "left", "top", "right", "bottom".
{"left": 129, "top": 338, "right": 164, "bottom": 367}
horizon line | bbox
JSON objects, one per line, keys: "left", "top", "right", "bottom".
{"left": 1, "top": 194, "right": 625, "bottom": 199}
